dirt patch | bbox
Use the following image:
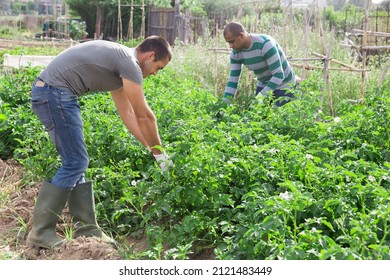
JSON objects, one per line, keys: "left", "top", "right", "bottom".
{"left": 0, "top": 158, "right": 215, "bottom": 260}
{"left": 0, "top": 158, "right": 121, "bottom": 260}
{"left": 23, "top": 236, "right": 121, "bottom": 260}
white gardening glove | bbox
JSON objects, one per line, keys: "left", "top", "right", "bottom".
{"left": 153, "top": 152, "right": 174, "bottom": 171}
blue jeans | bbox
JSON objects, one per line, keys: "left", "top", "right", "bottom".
{"left": 31, "top": 80, "right": 88, "bottom": 189}
{"left": 256, "top": 87, "right": 294, "bottom": 107}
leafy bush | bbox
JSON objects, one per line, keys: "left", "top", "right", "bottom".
{"left": 0, "top": 67, "right": 41, "bottom": 159}
{"left": 2, "top": 52, "right": 389, "bottom": 260}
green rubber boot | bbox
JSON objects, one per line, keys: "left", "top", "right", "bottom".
{"left": 68, "top": 181, "right": 117, "bottom": 247}
{"left": 27, "top": 181, "right": 71, "bottom": 249}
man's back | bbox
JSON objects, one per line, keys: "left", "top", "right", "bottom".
{"left": 39, "top": 40, "right": 142, "bottom": 96}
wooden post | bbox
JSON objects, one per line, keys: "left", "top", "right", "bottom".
{"left": 214, "top": 51, "right": 218, "bottom": 97}
{"left": 324, "top": 27, "right": 335, "bottom": 117}
{"left": 175, "top": 0, "right": 180, "bottom": 40}
{"left": 283, "top": 1, "right": 293, "bottom": 55}
{"left": 141, "top": 0, "right": 145, "bottom": 38}
{"left": 387, "top": 2, "right": 390, "bottom": 45}
{"left": 95, "top": 5, "right": 103, "bottom": 39}
{"left": 378, "top": 58, "right": 390, "bottom": 88}
{"left": 45, "top": 2, "right": 49, "bottom": 37}
{"left": 237, "top": 0, "right": 243, "bottom": 22}
{"left": 360, "top": 0, "right": 369, "bottom": 99}
{"left": 344, "top": 5, "right": 348, "bottom": 33}
{"left": 375, "top": 5, "right": 379, "bottom": 45}
{"left": 64, "top": 4, "right": 69, "bottom": 37}
{"left": 127, "top": 0, "right": 134, "bottom": 40}
{"left": 209, "top": 47, "right": 230, "bottom": 98}
{"left": 316, "top": 1, "right": 327, "bottom": 54}
{"left": 184, "top": 9, "right": 191, "bottom": 44}
{"left": 302, "top": 9, "right": 310, "bottom": 79}
{"left": 214, "top": 23, "right": 219, "bottom": 97}
{"left": 289, "top": 0, "right": 294, "bottom": 25}
{"left": 53, "top": 0, "right": 57, "bottom": 23}
{"left": 312, "top": 52, "right": 359, "bottom": 70}
{"left": 255, "top": 2, "right": 260, "bottom": 34}
{"left": 117, "top": 0, "right": 122, "bottom": 41}
{"left": 283, "top": 9, "right": 287, "bottom": 54}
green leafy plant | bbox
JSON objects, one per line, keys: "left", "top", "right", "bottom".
{"left": 2, "top": 40, "right": 389, "bottom": 260}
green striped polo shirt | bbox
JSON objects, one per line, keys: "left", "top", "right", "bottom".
{"left": 223, "top": 34, "right": 295, "bottom": 99}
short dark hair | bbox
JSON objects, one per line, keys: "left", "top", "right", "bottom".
{"left": 137, "top": 35, "right": 172, "bottom": 62}
{"left": 223, "top": 22, "right": 245, "bottom": 37}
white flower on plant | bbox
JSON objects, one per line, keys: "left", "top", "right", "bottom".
{"left": 334, "top": 117, "right": 341, "bottom": 123}
{"left": 305, "top": 154, "right": 314, "bottom": 160}
{"left": 368, "top": 175, "right": 376, "bottom": 183}
{"left": 131, "top": 180, "right": 137, "bottom": 186}
{"left": 279, "top": 191, "right": 293, "bottom": 201}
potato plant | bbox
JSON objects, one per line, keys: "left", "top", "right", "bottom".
{"left": 1, "top": 55, "right": 389, "bottom": 260}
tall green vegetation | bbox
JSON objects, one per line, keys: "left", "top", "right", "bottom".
{"left": 1, "top": 6, "right": 389, "bottom": 258}
{"left": 1, "top": 38, "right": 389, "bottom": 259}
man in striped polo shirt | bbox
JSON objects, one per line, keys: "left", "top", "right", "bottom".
{"left": 223, "top": 22, "right": 297, "bottom": 106}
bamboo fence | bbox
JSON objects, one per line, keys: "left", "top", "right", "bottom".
{"left": 209, "top": 1, "right": 389, "bottom": 117}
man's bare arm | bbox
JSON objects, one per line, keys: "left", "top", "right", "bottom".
{"left": 113, "top": 78, "right": 162, "bottom": 155}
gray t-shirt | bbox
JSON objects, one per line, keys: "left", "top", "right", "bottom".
{"left": 39, "top": 40, "right": 143, "bottom": 96}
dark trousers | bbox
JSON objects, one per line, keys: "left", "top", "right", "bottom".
{"left": 256, "top": 87, "right": 294, "bottom": 107}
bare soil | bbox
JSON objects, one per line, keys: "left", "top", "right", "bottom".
{"left": 0, "top": 158, "right": 122, "bottom": 260}
{"left": 0, "top": 158, "right": 215, "bottom": 260}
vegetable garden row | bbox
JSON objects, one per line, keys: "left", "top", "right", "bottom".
{"left": 1, "top": 43, "right": 390, "bottom": 259}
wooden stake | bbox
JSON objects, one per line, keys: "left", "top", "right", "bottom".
{"left": 360, "top": 0, "right": 370, "bottom": 99}
{"left": 283, "top": 17, "right": 287, "bottom": 55}
{"left": 208, "top": 46, "right": 230, "bottom": 97}
{"left": 141, "top": 0, "right": 145, "bottom": 38}
{"left": 117, "top": 0, "right": 122, "bottom": 41}
{"left": 378, "top": 58, "right": 390, "bottom": 88}
{"left": 352, "top": 29, "right": 390, "bottom": 37}
{"left": 127, "top": 0, "right": 134, "bottom": 40}
{"left": 324, "top": 27, "right": 335, "bottom": 117}
{"left": 312, "top": 51, "right": 360, "bottom": 70}
{"left": 340, "top": 44, "right": 390, "bottom": 50}
{"left": 303, "top": 10, "right": 310, "bottom": 79}
{"left": 316, "top": 2, "right": 327, "bottom": 55}
{"left": 290, "top": 63, "right": 369, "bottom": 72}
{"left": 214, "top": 50, "right": 218, "bottom": 97}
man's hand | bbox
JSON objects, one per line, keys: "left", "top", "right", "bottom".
{"left": 153, "top": 152, "right": 174, "bottom": 171}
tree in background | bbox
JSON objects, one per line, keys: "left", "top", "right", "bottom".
{"left": 65, "top": 0, "right": 113, "bottom": 39}
{"left": 64, "top": 0, "right": 241, "bottom": 39}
